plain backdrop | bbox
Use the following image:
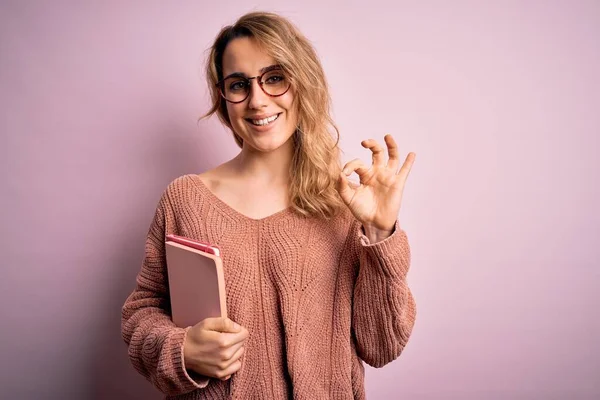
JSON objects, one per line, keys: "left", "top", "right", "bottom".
{"left": 1, "top": 1, "right": 599, "bottom": 399}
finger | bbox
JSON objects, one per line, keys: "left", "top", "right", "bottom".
{"left": 336, "top": 170, "right": 355, "bottom": 204}
{"left": 216, "top": 330, "right": 249, "bottom": 349}
{"left": 215, "top": 360, "right": 242, "bottom": 380}
{"left": 342, "top": 158, "right": 370, "bottom": 181}
{"left": 238, "top": 326, "right": 249, "bottom": 341}
{"left": 202, "top": 317, "right": 241, "bottom": 333}
{"left": 396, "top": 152, "right": 416, "bottom": 180}
{"left": 384, "top": 134, "right": 400, "bottom": 170}
{"left": 222, "top": 340, "right": 245, "bottom": 363}
{"left": 217, "top": 345, "right": 245, "bottom": 375}
{"left": 361, "top": 139, "right": 385, "bottom": 167}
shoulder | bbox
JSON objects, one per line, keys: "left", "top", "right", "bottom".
{"left": 163, "top": 174, "right": 201, "bottom": 197}
{"left": 156, "top": 174, "right": 206, "bottom": 211}
{"left": 153, "top": 173, "right": 222, "bottom": 226}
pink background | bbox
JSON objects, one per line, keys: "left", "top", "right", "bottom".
{"left": 1, "top": 1, "right": 598, "bottom": 399}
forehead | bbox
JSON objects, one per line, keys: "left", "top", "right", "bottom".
{"left": 222, "top": 37, "right": 277, "bottom": 76}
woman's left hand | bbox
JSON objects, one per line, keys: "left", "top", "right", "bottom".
{"left": 336, "top": 134, "right": 415, "bottom": 241}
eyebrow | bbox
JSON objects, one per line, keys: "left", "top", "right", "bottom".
{"left": 222, "top": 64, "right": 281, "bottom": 80}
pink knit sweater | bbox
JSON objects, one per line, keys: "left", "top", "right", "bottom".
{"left": 121, "top": 174, "right": 416, "bottom": 399}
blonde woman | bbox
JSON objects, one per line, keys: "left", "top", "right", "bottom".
{"left": 122, "top": 11, "right": 417, "bottom": 400}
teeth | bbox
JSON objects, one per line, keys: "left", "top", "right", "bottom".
{"left": 251, "top": 114, "right": 279, "bottom": 126}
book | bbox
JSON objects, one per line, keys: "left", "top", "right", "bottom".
{"left": 165, "top": 235, "right": 227, "bottom": 328}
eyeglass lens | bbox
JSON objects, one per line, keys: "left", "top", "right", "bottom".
{"left": 220, "top": 70, "right": 289, "bottom": 102}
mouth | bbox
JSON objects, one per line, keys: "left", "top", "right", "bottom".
{"left": 245, "top": 113, "right": 282, "bottom": 127}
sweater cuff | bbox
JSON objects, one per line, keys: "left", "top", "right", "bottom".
{"left": 173, "top": 327, "right": 210, "bottom": 390}
{"left": 358, "top": 220, "right": 411, "bottom": 279}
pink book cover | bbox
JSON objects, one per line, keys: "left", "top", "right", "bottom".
{"left": 165, "top": 239, "right": 227, "bottom": 328}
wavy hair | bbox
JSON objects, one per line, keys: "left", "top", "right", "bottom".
{"left": 201, "top": 11, "right": 344, "bottom": 219}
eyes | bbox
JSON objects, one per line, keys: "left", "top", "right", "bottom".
{"left": 218, "top": 69, "right": 291, "bottom": 102}
{"left": 227, "top": 72, "right": 286, "bottom": 93}
{"left": 229, "top": 80, "right": 247, "bottom": 92}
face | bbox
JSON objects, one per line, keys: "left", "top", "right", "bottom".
{"left": 221, "top": 37, "right": 298, "bottom": 154}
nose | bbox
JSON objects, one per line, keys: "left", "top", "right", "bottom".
{"left": 247, "top": 78, "right": 268, "bottom": 109}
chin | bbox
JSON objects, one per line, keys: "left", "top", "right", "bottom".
{"left": 235, "top": 120, "right": 296, "bottom": 153}
{"left": 247, "top": 132, "right": 294, "bottom": 153}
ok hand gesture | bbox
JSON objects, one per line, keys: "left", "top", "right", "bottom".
{"left": 337, "top": 134, "right": 415, "bottom": 241}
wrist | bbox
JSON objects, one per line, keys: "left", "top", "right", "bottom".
{"left": 182, "top": 331, "right": 197, "bottom": 372}
{"left": 362, "top": 224, "right": 394, "bottom": 243}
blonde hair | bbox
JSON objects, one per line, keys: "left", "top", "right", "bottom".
{"left": 201, "top": 11, "right": 344, "bottom": 219}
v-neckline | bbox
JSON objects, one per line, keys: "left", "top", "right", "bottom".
{"left": 190, "top": 174, "right": 294, "bottom": 223}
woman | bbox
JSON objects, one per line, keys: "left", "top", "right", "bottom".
{"left": 121, "top": 11, "right": 416, "bottom": 400}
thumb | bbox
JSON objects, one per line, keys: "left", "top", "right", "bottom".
{"left": 202, "top": 317, "right": 241, "bottom": 333}
{"left": 337, "top": 171, "right": 354, "bottom": 204}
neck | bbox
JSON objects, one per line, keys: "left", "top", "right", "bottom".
{"left": 230, "top": 139, "right": 294, "bottom": 186}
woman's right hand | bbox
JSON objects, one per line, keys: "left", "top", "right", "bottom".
{"left": 183, "top": 317, "right": 249, "bottom": 381}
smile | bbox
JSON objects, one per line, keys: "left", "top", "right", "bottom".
{"left": 246, "top": 113, "right": 281, "bottom": 126}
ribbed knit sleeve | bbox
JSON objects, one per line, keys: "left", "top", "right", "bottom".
{"left": 351, "top": 220, "right": 417, "bottom": 368}
{"left": 121, "top": 188, "right": 209, "bottom": 395}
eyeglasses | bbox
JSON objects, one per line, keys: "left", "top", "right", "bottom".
{"left": 216, "top": 67, "right": 291, "bottom": 103}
